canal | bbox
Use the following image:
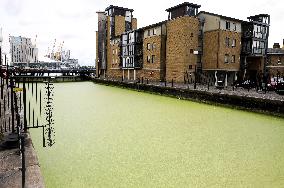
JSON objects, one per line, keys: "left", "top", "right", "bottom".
{"left": 30, "top": 82, "right": 284, "bottom": 187}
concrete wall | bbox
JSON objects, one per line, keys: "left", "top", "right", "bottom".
{"left": 220, "top": 19, "right": 242, "bottom": 32}
{"left": 198, "top": 13, "right": 242, "bottom": 33}
{"left": 166, "top": 16, "right": 199, "bottom": 82}
{"left": 92, "top": 78, "right": 284, "bottom": 117}
{"left": 144, "top": 26, "right": 162, "bottom": 38}
{"left": 198, "top": 13, "right": 220, "bottom": 32}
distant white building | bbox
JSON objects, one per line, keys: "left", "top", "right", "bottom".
{"left": 10, "top": 36, "right": 38, "bottom": 67}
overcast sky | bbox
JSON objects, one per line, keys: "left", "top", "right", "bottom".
{"left": 0, "top": 0, "right": 283, "bottom": 65}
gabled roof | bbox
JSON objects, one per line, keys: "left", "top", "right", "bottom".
{"left": 105, "top": 5, "right": 134, "bottom": 12}
{"left": 166, "top": 2, "right": 201, "bottom": 12}
{"left": 137, "top": 20, "right": 167, "bottom": 31}
{"left": 198, "top": 11, "right": 244, "bottom": 23}
{"left": 120, "top": 20, "right": 167, "bottom": 35}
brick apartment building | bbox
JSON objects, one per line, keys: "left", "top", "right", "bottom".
{"left": 96, "top": 2, "right": 270, "bottom": 85}
{"left": 267, "top": 41, "right": 284, "bottom": 76}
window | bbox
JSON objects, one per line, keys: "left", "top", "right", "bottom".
{"left": 116, "top": 49, "right": 118, "bottom": 55}
{"left": 112, "top": 49, "right": 115, "bottom": 55}
{"left": 232, "top": 23, "right": 236, "bottom": 31}
{"left": 231, "top": 55, "right": 235, "bottom": 63}
{"left": 190, "top": 33, "right": 194, "bottom": 37}
{"left": 153, "top": 28, "right": 157, "bottom": 35}
{"left": 148, "top": 30, "right": 151, "bottom": 36}
{"left": 226, "top": 21, "right": 230, "bottom": 30}
{"left": 225, "top": 54, "right": 229, "bottom": 63}
{"left": 189, "top": 65, "right": 193, "bottom": 69}
{"left": 152, "top": 43, "right": 156, "bottom": 50}
{"left": 152, "top": 55, "right": 155, "bottom": 63}
{"left": 147, "top": 43, "right": 151, "bottom": 50}
{"left": 225, "top": 37, "right": 230, "bottom": 47}
{"left": 147, "top": 56, "right": 151, "bottom": 63}
{"left": 232, "top": 39, "right": 236, "bottom": 47}
{"left": 190, "top": 49, "right": 194, "bottom": 54}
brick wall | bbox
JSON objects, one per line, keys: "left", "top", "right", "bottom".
{"left": 106, "top": 16, "right": 111, "bottom": 76}
{"left": 115, "top": 16, "right": 126, "bottom": 37}
{"left": 267, "top": 54, "right": 284, "bottom": 75}
{"left": 166, "top": 16, "right": 199, "bottom": 82}
{"left": 218, "top": 30, "right": 241, "bottom": 70}
{"left": 109, "top": 42, "right": 122, "bottom": 79}
{"left": 142, "top": 35, "right": 165, "bottom": 81}
{"left": 132, "top": 18, "right": 137, "bottom": 30}
{"left": 203, "top": 30, "right": 241, "bottom": 71}
{"left": 203, "top": 31, "right": 219, "bottom": 70}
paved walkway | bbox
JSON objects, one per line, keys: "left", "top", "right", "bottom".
{"left": 0, "top": 78, "right": 45, "bottom": 188}
{"left": 0, "top": 133, "right": 45, "bottom": 188}
{"left": 98, "top": 77, "right": 284, "bottom": 102}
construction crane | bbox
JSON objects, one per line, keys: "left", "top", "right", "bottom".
{"left": 34, "top": 35, "right": 38, "bottom": 47}
{"left": 51, "top": 39, "right": 56, "bottom": 60}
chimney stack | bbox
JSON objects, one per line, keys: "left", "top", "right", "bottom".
{"left": 273, "top": 43, "right": 280, "bottom": 49}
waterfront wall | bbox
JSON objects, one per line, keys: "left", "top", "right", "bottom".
{"left": 15, "top": 76, "right": 87, "bottom": 83}
{"left": 91, "top": 78, "right": 284, "bottom": 117}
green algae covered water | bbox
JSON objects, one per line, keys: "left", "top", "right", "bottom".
{"left": 30, "top": 82, "right": 284, "bottom": 187}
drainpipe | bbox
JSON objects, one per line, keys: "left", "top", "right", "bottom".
{"left": 225, "top": 72, "right": 228, "bottom": 87}
{"left": 134, "top": 69, "right": 136, "bottom": 81}
{"left": 123, "top": 69, "right": 125, "bottom": 80}
{"left": 215, "top": 71, "right": 218, "bottom": 86}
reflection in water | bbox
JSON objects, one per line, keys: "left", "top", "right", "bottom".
{"left": 31, "top": 82, "right": 284, "bottom": 187}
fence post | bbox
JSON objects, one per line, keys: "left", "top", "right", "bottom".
{"left": 20, "top": 135, "right": 26, "bottom": 188}
{"left": 10, "top": 77, "right": 15, "bottom": 133}
{"left": 23, "top": 78, "right": 27, "bottom": 132}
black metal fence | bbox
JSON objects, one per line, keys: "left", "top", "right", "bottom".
{"left": 0, "top": 68, "right": 55, "bottom": 188}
